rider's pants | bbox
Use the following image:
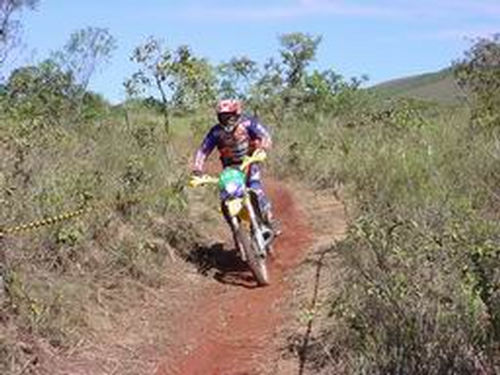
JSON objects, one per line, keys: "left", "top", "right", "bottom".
{"left": 220, "top": 163, "right": 272, "bottom": 227}
{"left": 246, "top": 163, "right": 271, "bottom": 217}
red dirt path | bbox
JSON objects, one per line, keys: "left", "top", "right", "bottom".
{"left": 156, "top": 180, "right": 314, "bottom": 375}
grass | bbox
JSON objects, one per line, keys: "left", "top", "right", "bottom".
{"left": 0, "top": 104, "right": 210, "bottom": 372}
{"left": 1, "top": 72, "right": 499, "bottom": 373}
{"left": 272, "top": 100, "right": 500, "bottom": 373}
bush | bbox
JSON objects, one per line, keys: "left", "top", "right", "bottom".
{"left": 454, "top": 34, "right": 500, "bottom": 130}
{"left": 0, "top": 102, "right": 201, "bottom": 371}
{"left": 272, "top": 95, "right": 500, "bottom": 373}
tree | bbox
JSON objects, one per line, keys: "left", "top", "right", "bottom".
{"left": 248, "top": 57, "right": 286, "bottom": 120}
{"left": 5, "top": 59, "right": 76, "bottom": 125}
{"left": 304, "top": 69, "right": 368, "bottom": 114}
{"left": 218, "top": 56, "right": 258, "bottom": 99}
{"left": 169, "top": 45, "right": 216, "bottom": 110}
{"left": 274, "top": 32, "right": 323, "bottom": 112}
{"left": 53, "top": 26, "right": 117, "bottom": 92}
{"left": 50, "top": 26, "right": 116, "bottom": 116}
{"left": 0, "top": 0, "right": 38, "bottom": 73}
{"left": 454, "top": 33, "right": 500, "bottom": 129}
{"left": 279, "top": 32, "right": 322, "bottom": 88}
{"left": 126, "top": 36, "right": 215, "bottom": 135}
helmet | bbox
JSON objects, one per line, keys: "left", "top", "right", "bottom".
{"left": 216, "top": 99, "right": 242, "bottom": 115}
{"left": 216, "top": 99, "right": 242, "bottom": 133}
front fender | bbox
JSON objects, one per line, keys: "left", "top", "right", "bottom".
{"left": 226, "top": 198, "right": 244, "bottom": 217}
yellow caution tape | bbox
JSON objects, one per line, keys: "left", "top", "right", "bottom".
{"left": 0, "top": 205, "right": 92, "bottom": 238}
{"left": 0, "top": 183, "right": 185, "bottom": 239}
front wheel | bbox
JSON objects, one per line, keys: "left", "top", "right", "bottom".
{"left": 235, "top": 226, "right": 269, "bottom": 286}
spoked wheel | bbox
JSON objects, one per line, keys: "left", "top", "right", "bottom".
{"left": 235, "top": 227, "right": 269, "bottom": 286}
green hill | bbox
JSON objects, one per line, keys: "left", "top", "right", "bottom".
{"left": 372, "top": 68, "right": 466, "bottom": 105}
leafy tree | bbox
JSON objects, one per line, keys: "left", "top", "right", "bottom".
{"left": 169, "top": 45, "right": 215, "bottom": 110}
{"left": 53, "top": 27, "right": 116, "bottom": 93}
{"left": 304, "top": 69, "right": 368, "bottom": 115}
{"left": 248, "top": 57, "right": 286, "bottom": 121}
{"left": 279, "top": 32, "right": 322, "bottom": 88}
{"left": 126, "top": 36, "right": 215, "bottom": 135}
{"left": 454, "top": 33, "right": 500, "bottom": 129}
{"left": 218, "top": 56, "right": 258, "bottom": 99}
{"left": 0, "top": 0, "right": 38, "bottom": 73}
{"left": 272, "top": 32, "right": 323, "bottom": 113}
{"left": 5, "top": 59, "right": 75, "bottom": 125}
{"left": 227, "top": 32, "right": 367, "bottom": 124}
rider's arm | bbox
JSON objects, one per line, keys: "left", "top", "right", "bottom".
{"left": 248, "top": 118, "right": 272, "bottom": 150}
{"left": 192, "top": 126, "right": 218, "bottom": 174}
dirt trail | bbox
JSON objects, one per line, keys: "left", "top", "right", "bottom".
{"left": 32, "top": 177, "right": 345, "bottom": 375}
{"left": 157, "top": 179, "right": 345, "bottom": 375}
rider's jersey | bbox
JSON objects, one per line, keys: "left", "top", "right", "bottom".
{"left": 193, "top": 116, "right": 272, "bottom": 172}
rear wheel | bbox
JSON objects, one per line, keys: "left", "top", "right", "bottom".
{"left": 235, "top": 226, "right": 269, "bottom": 286}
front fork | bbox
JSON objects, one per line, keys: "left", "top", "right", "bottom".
{"left": 227, "top": 196, "right": 273, "bottom": 261}
{"left": 228, "top": 216, "right": 245, "bottom": 261}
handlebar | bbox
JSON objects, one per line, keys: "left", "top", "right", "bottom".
{"left": 240, "top": 149, "right": 266, "bottom": 170}
{"left": 189, "top": 150, "right": 267, "bottom": 188}
{"left": 188, "top": 174, "right": 218, "bottom": 187}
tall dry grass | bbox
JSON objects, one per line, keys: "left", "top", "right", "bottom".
{"left": 0, "top": 102, "right": 212, "bottom": 372}
{"left": 273, "top": 101, "right": 500, "bottom": 374}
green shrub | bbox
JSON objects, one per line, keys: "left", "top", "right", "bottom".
{"left": 273, "top": 96, "right": 500, "bottom": 373}
{"left": 0, "top": 102, "right": 202, "bottom": 370}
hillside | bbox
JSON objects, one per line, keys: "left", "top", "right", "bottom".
{"left": 372, "top": 68, "right": 466, "bottom": 105}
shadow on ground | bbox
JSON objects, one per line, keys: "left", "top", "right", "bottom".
{"left": 186, "top": 242, "right": 259, "bottom": 288}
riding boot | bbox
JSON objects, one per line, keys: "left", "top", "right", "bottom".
{"left": 263, "top": 209, "right": 282, "bottom": 237}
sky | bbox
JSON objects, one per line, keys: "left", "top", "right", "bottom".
{"left": 8, "top": 0, "right": 500, "bottom": 103}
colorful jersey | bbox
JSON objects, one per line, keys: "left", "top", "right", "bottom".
{"left": 193, "top": 116, "right": 272, "bottom": 172}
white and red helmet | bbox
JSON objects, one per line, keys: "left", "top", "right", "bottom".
{"left": 216, "top": 99, "right": 242, "bottom": 115}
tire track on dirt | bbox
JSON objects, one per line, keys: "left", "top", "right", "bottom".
{"left": 156, "top": 180, "right": 315, "bottom": 375}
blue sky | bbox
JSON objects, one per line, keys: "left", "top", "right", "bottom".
{"left": 10, "top": 0, "right": 500, "bottom": 103}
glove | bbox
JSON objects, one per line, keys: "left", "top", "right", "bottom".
{"left": 188, "top": 171, "right": 203, "bottom": 188}
{"left": 253, "top": 149, "right": 267, "bottom": 160}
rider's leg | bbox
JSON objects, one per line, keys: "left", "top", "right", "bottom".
{"left": 246, "top": 164, "right": 271, "bottom": 218}
{"left": 246, "top": 164, "right": 281, "bottom": 235}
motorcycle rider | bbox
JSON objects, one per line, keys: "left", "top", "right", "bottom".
{"left": 191, "top": 99, "right": 280, "bottom": 236}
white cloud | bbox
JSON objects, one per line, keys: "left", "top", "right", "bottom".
{"left": 431, "top": 27, "right": 499, "bottom": 41}
{"left": 297, "top": 0, "right": 402, "bottom": 17}
{"left": 178, "top": 5, "right": 305, "bottom": 21}
{"left": 440, "top": 0, "right": 500, "bottom": 17}
{"left": 177, "top": 1, "right": 404, "bottom": 22}
{"left": 301, "top": 0, "right": 500, "bottom": 18}
{"left": 173, "top": 0, "right": 500, "bottom": 22}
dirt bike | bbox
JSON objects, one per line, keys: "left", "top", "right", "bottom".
{"left": 189, "top": 151, "right": 275, "bottom": 286}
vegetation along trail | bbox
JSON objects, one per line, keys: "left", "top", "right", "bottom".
{"left": 4, "top": 3, "right": 499, "bottom": 371}
{"left": 157, "top": 178, "right": 346, "bottom": 375}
